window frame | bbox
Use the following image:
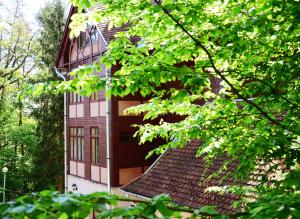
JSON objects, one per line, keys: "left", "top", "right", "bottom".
{"left": 69, "top": 92, "right": 83, "bottom": 104}
{"left": 90, "top": 27, "right": 99, "bottom": 45}
{"left": 90, "top": 127, "right": 100, "bottom": 165}
{"left": 77, "top": 32, "right": 87, "bottom": 49}
{"left": 70, "top": 127, "right": 85, "bottom": 162}
{"left": 90, "top": 92, "right": 100, "bottom": 102}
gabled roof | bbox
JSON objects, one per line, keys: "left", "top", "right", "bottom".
{"left": 55, "top": 3, "right": 139, "bottom": 68}
{"left": 87, "top": 4, "right": 127, "bottom": 43}
{"left": 55, "top": 4, "right": 116, "bottom": 68}
{"left": 122, "top": 141, "right": 243, "bottom": 214}
{"left": 55, "top": 5, "right": 76, "bottom": 68}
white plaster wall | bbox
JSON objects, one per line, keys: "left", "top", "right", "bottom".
{"left": 70, "top": 46, "right": 77, "bottom": 62}
{"left": 69, "top": 105, "right": 76, "bottom": 118}
{"left": 70, "top": 161, "right": 77, "bottom": 175}
{"left": 99, "top": 101, "right": 106, "bottom": 116}
{"left": 77, "top": 104, "right": 84, "bottom": 117}
{"left": 67, "top": 175, "right": 107, "bottom": 194}
{"left": 77, "top": 162, "right": 85, "bottom": 177}
{"left": 91, "top": 165, "right": 100, "bottom": 182}
{"left": 100, "top": 167, "right": 108, "bottom": 184}
{"left": 90, "top": 102, "right": 99, "bottom": 117}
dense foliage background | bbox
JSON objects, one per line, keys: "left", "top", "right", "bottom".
{"left": 0, "top": 0, "right": 299, "bottom": 218}
{"left": 0, "top": 0, "right": 65, "bottom": 198}
{"left": 63, "top": 0, "right": 300, "bottom": 217}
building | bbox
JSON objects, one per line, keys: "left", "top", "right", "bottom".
{"left": 122, "top": 141, "right": 242, "bottom": 214}
{"left": 55, "top": 4, "right": 245, "bottom": 214}
{"left": 55, "top": 5, "right": 159, "bottom": 194}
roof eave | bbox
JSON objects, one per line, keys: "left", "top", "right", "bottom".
{"left": 55, "top": 5, "right": 76, "bottom": 68}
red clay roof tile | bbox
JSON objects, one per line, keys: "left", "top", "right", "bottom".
{"left": 122, "top": 140, "right": 244, "bottom": 214}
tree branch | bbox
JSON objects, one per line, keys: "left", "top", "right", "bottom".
{"left": 153, "top": 0, "right": 293, "bottom": 132}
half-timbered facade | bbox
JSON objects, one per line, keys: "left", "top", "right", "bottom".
{"left": 55, "top": 5, "right": 158, "bottom": 194}
{"left": 55, "top": 5, "right": 244, "bottom": 215}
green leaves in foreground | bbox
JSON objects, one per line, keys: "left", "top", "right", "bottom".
{"left": 0, "top": 191, "right": 218, "bottom": 219}
{"left": 1, "top": 186, "right": 300, "bottom": 218}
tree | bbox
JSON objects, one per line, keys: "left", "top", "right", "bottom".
{"left": 0, "top": 0, "right": 38, "bottom": 199}
{"left": 30, "top": 0, "right": 66, "bottom": 191}
{"left": 60, "top": 0, "right": 300, "bottom": 217}
{"left": 0, "top": 0, "right": 36, "bottom": 95}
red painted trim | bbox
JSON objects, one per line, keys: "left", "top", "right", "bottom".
{"left": 55, "top": 5, "right": 76, "bottom": 68}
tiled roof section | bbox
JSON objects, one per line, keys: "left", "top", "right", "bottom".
{"left": 122, "top": 141, "right": 243, "bottom": 214}
{"left": 88, "top": 3, "right": 139, "bottom": 43}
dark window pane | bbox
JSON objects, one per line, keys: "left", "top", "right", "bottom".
{"left": 119, "top": 133, "right": 138, "bottom": 144}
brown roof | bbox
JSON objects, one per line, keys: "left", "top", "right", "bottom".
{"left": 88, "top": 3, "right": 138, "bottom": 43}
{"left": 87, "top": 4, "right": 123, "bottom": 43}
{"left": 122, "top": 141, "right": 243, "bottom": 214}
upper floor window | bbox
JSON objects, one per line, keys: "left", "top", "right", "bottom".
{"left": 77, "top": 32, "right": 87, "bottom": 49}
{"left": 90, "top": 28, "right": 99, "bottom": 44}
{"left": 91, "top": 127, "right": 100, "bottom": 165}
{"left": 69, "top": 92, "right": 83, "bottom": 104}
{"left": 70, "top": 127, "right": 85, "bottom": 161}
{"left": 77, "top": 27, "right": 99, "bottom": 49}
{"left": 90, "top": 92, "right": 100, "bottom": 102}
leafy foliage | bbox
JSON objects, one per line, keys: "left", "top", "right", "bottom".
{"left": 0, "top": 97, "right": 38, "bottom": 199}
{"left": 0, "top": 0, "right": 36, "bottom": 93}
{"left": 0, "top": 1, "right": 38, "bottom": 199}
{"left": 3, "top": 0, "right": 298, "bottom": 218}
{"left": 0, "top": 0, "right": 65, "bottom": 199}
{"left": 56, "top": 0, "right": 300, "bottom": 218}
{"left": 29, "top": 0, "right": 66, "bottom": 191}
{"left": 0, "top": 191, "right": 225, "bottom": 219}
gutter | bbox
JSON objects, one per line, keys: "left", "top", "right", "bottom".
{"left": 54, "top": 68, "right": 68, "bottom": 193}
{"left": 119, "top": 188, "right": 151, "bottom": 201}
{"left": 105, "top": 68, "right": 111, "bottom": 193}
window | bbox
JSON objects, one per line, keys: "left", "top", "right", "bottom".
{"left": 90, "top": 28, "right": 99, "bottom": 44}
{"left": 69, "top": 92, "right": 83, "bottom": 104}
{"left": 90, "top": 92, "right": 100, "bottom": 102}
{"left": 70, "top": 127, "right": 85, "bottom": 161}
{"left": 91, "top": 127, "right": 100, "bottom": 165}
{"left": 77, "top": 32, "right": 87, "bottom": 49}
{"left": 119, "top": 132, "right": 138, "bottom": 144}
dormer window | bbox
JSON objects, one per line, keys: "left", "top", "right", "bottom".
{"left": 78, "top": 32, "right": 87, "bottom": 49}
{"left": 90, "top": 28, "right": 99, "bottom": 44}
{"left": 76, "top": 27, "right": 99, "bottom": 49}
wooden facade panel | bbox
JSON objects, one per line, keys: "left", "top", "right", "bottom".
{"left": 91, "top": 165, "right": 100, "bottom": 182}
{"left": 101, "top": 167, "right": 108, "bottom": 184}
{"left": 78, "top": 162, "right": 85, "bottom": 177}
{"left": 77, "top": 104, "right": 84, "bottom": 117}
{"left": 119, "top": 167, "right": 143, "bottom": 185}
{"left": 118, "top": 100, "right": 142, "bottom": 116}
{"left": 90, "top": 102, "right": 99, "bottom": 117}
{"left": 70, "top": 160, "right": 77, "bottom": 175}
{"left": 57, "top": 6, "right": 159, "bottom": 187}
{"left": 69, "top": 105, "right": 76, "bottom": 118}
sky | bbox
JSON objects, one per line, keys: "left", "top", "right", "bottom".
{"left": 0, "top": 0, "right": 69, "bottom": 29}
